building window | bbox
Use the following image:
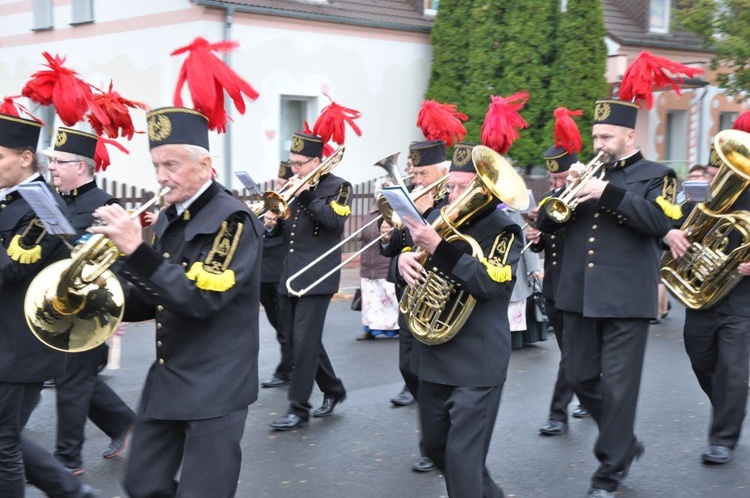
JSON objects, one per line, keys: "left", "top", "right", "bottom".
{"left": 719, "top": 112, "right": 738, "bottom": 131}
{"left": 666, "top": 110, "right": 688, "bottom": 174}
{"left": 32, "top": 0, "right": 53, "bottom": 31}
{"left": 71, "top": 0, "right": 94, "bottom": 25}
{"left": 649, "top": 0, "right": 670, "bottom": 34}
{"left": 425, "top": 0, "right": 439, "bottom": 16}
{"left": 280, "top": 96, "right": 316, "bottom": 160}
{"left": 561, "top": 0, "right": 568, "bottom": 12}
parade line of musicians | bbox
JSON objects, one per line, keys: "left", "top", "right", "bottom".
{"left": 1, "top": 42, "right": 748, "bottom": 498}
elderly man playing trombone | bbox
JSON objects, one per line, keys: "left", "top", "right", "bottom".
{"left": 265, "top": 131, "right": 352, "bottom": 431}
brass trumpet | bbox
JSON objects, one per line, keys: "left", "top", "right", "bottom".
{"left": 24, "top": 188, "right": 170, "bottom": 353}
{"left": 543, "top": 151, "right": 605, "bottom": 223}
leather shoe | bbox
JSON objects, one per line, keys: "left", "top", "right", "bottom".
{"left": 702, "top": 445, "right": 733, "bottom": 464}
{"left": 539, "top": 420, "right": 568, "bottom": 435}
{"left": 587, "top": 488, "right": 615, "bottom": 498}
{"left": 412, "top": 456, "right": 437, "bottom": 472}
{"left": 269, "top": 413, "right": 307, "bottom": 431}
{"left": 103, "top": 430, "right": 130, "bottom": 459}
{"left": 390, "top": 387, "right": 415, "bottom": 407}
{"left": 572, "top": 405, "right": 589, "bottom": 418}
{"left": 261, "top": 375, "right": 290, "bottom": 388}
{"left": 76, "top": 484, "right": 98, "bottom": 498}
{"left": 313, "top": 393, "right": 346, "bottom": 418}
{"left": 620, "top": 439, "right": 645, "bottom": 480}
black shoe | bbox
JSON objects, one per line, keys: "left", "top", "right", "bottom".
{"left": 620, "top": 439, "right": 645, "bottom": 480}
{"left": 269, "top": 413, "right": 307, "bottom": 431}
{"left": 586, "top": 488, "right": 615, "bottom": 498}
{"left": 66, "top": 466, "right": 85, "bottom": 476}
{"left": 572, "top": 405, "right": 589, "bottom": 418}
{"left": 412, "top": 456, "right": 437, "bottom": 473}
{"left": 261, "top": 375, "right": 290, "bottom": 388}
{"left": 76, "top": 484, "right": 99, "bottom": 498}
{"left": 390, "top": 387, "right": 415, "bottom": 407}
{"left": 539, "top": 420, "right": 568, "bottom": 435}
{"left": 103, "top": 430, "right": 130, "bottom": 459}
{"left": 702, "top": 445, "right": 733, "bottom": 464}
{"left": 313, "top": 393, "right": 346, "bottom": 418}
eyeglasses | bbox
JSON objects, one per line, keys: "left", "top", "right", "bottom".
{"left": 289, "top": 157, "right": 314, "bottom": 169}
{"left": 49, "top": 158, "right": 81, "bottom": 165}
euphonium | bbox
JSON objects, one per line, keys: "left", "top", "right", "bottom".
{"left": 263, "top": 146, "right": 345, "bottom": 220}
{"left": 660, "top": 129, "right": 750, "bottom": 309}
{"left": 400, "top": 146, "right": 529, "bottom": 345}
{"left": 543, "top": 151, "right": 605, "bottom": 223}
{"left": 24, "top": 188, "right": 170, "bottom": 352}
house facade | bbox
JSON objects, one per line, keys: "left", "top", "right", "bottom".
{"left": 0, "top": 0, "right": 742, "bottom": 191}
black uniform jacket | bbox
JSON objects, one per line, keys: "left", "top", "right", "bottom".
{"left": 62, "top": 180, "right": 119, "bottom": 238}
{"left": 536, "top": 152, "right": 675, "bottom": 319}
{"left": 530, "top": 188, "right": 566, "bottom": 301}
{"left": 273, "top": 173, "right": 352, "bottom": 296}
{"left": 706, "top": 189, "right": 750, "bottom": 317}
{"left": 120, "top": 181, "right": 263, "bottom": 420}
{"left": 406, "top": 207, "right": 523, "bottom": 387}
{"left": 0, "top": 177, "right": 70, "bottom": 383}
{"left": 261, "top": 234, "right": 284, "bottom": 284}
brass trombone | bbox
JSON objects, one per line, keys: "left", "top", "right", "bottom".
{"left": 285, "top": 155, "right": 448, "bottom": 297}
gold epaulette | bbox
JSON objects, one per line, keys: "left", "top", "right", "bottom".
{"left": 330, "top": 183, "right": 352, "bottom": 217}
{"left": 7, "top": 234, "right": 42, "bottom": 264}
{"left": 656, "top": 196, "right": 682, "bottom": 220}
{"left": 186, "top": 217, "right": 244, "bottom": 292}
{"left": 480, "top": 258, "right": 513, "bottom": 283}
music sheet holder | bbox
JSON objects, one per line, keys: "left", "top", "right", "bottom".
{"left": 380, "top": 185, "right": 427, "bottom": 225}
{"left": 234, "top": 171, "right": 263, "bottom": 197}
{"left": 17, "top": 183, "right": 76, "bottom": 236}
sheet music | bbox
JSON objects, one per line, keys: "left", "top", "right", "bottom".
{"left": 16, "top": 183, "right": 76, "bottom": 235}
{"left": 682, "top": 180, "right": 712, "bottom": 203}
{"left": 234, "top": 171, "right": 263, "bottom": 197}
{"left": 380, "top": 185, "right": 426, "bottom": 226}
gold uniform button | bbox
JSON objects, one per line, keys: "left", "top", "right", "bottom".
{"left": 157, "top": 341, "right": 163, "bottom": 347}
{"left": 157, "top": 305, "right": 164, "bottom": 312}
{"left": 163, "top": 252, "right": 170, "bottom": 258}
{"left": 159, "top": 358, "right": 165, "bottom": 365}
{"left": 552, "top": 252, "right": 557, "bottom": 257}
{"left": 588, "top": 237, "right": 595, "bottom": 243}
{"left": 592, "top": 224, "right": 598, "bottom": 230}
{"left": 594, "top": 213, "right": 600, "bottom": 218}
{"left": 182, "top": 262, "right": 188, "bottom": 268}
{"left": 552, "top": 261, "right": 557, "bottom": 266}
{"left": 550, "top": 235, "right": 556, "bottom": 240}
{"left": 588, "top": 262, "right": 594, "bottom": 268}
{"left": 588, "top": 250, "right": 594, "bottom": 255}
{"left": 156, "top": 322, "right": 163, "bottom": 330}
{"left": 289, "top": 248, "right": 294, "bottom": 253}
{"left": 290, "top": 232, "right": 295, "bottom": 236}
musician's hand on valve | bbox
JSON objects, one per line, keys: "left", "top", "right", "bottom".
{"left": 575, "top": 178, "right": 609, "bottom": 203}
{"left": 398, "top": 251, "right": 425, "bottom": 287}
{"left": 663, "top": 229, "right": 691, "bottom": 259}
{"left": 737, "top": 262, "right": 750, "bottom": 276}
{"left": 91, "top": 204, "right": 144, "bottom": 256}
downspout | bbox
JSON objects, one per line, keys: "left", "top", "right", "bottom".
{"left": 223, "top": 6, "right": 235, "bottom": 187}
{"left": 697, "top": 86, "right": 708, "bottom": 167}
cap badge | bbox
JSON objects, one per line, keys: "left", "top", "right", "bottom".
{"left": 148, "top": 114, "right": 172, "bottom": 142}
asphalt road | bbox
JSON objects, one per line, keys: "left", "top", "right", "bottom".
{"left": 24, "top": 300, "right": 749, "bottom": 498}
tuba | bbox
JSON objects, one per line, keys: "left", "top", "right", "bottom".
{"left": 24, "top": 188, "right": 169, "bottom": 352}
{"left": 263, "top": 147, "right": 345, "bottom": 220}
{"left": 543, "top": 151, "right": 605, "bottom": 223}
{"left": 660, "top": 129, "right": 750, "bottom": 309}
{"left": 400, "top": 145, "right": 529, "bottom": 345}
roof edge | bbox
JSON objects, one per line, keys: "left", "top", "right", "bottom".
{"left": 194, "top": 0, "right": 433, "bottom": 34}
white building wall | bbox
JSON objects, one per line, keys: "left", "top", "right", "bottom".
{"left": 0, "top": 1, "right": 433, "bottom": 191}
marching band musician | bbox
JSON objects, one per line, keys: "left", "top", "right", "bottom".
{"left": 266, "top": 130, "right": 351, "bottom": 431}
{"left": 0, "top": 112, "right": 97, "bottom": 497}
{"left": 44, "top": 127, "right": 136, "bottom": 475}
{"left": 91, "top": 107, "right": 263, "bottom": 497}
{"left": 395, "top": 142, "right": 522, "bottom": 498}
{"left": 535, "top": 98, "right": 679, "bottom": 498}
{"left": 381, "top": 139, "right": 449, "bottom": 473}
{"left": 663, "top": 122, "right": 750, "bottom": 465}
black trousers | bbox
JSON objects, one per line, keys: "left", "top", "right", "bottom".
{"left": 54, "top": 344, "right": 136, "bottom": 468}
{"left": 563, "top": 312, "right": 649, "bottom": 492}
{"left": 0, "top": 382, "right": 81, "bottom": 498}
{"left": 259, "top": 283, "right": 292, "bottom": 379}
{"left": 684, "top": 309, "right": 750, "bottom": 449}
{"left": 123, "top": 408, "right": 248, "bottom": 498}
{"left": 546, "top": 300, "right": 575, "bottom": 422}
{"left": 419, "top": 381, "right": 504, "bottom": 498}
{"left": 278, "top": 294, "right": 346, "bottom": 419}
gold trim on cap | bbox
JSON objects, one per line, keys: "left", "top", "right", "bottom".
{"left": 0, "top": 114, "right": 43, "bottom": 128}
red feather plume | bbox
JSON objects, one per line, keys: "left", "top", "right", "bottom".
{"left": 416, "top": 100, "right": 467, "bottom": 146}
{"left": 733, "top": 110, "right": 750, "bottom": 133}
{"left": 618, "top": 51, "right": 704, "bottom": 109}
{"left": 171, "top": 37, "right": 260, "bottom": 133}
{"left": 88, "top": 82, "right": 149, "bottom": 140}
{"left": 303, "top": 121, "right": 334, "bottom": 158}
{"left": 0, "top": 96, "right": 44, "bottom": 123}
{"left": 481, "top": 92, "right": 530, "bottom": 154}
{"left": 21, "top": 52, "right": 94, "bottom": 126}
{"left": 312, "top": 93, "right": 362, "bottom": 146}
{"left": 94, "top": 137, "right": 129, "bottom": 172}
{"left": 553, "top": 107, "right": 583, "bottom": 154}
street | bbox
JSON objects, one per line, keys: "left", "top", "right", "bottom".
{"left": 24, "top": 297, "right": 749, "bottom": 497}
